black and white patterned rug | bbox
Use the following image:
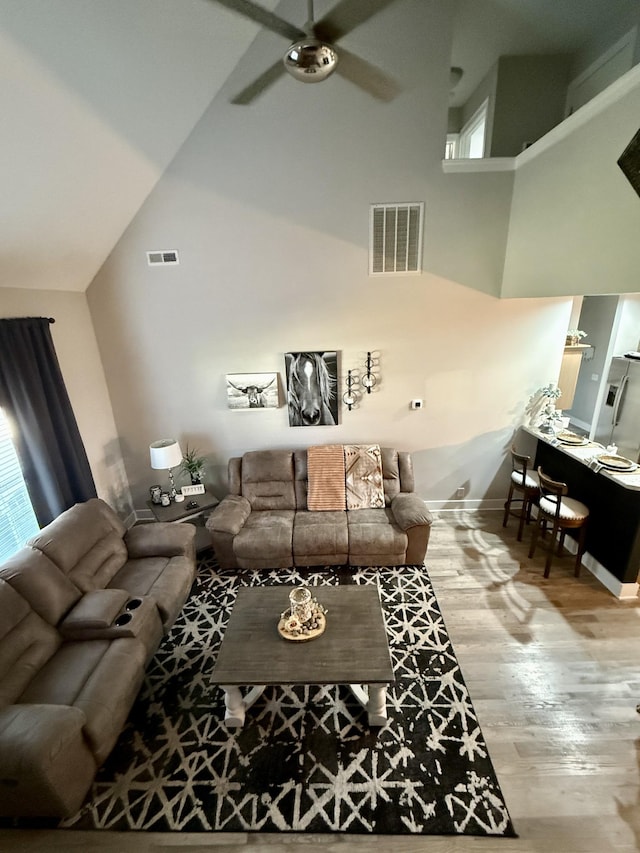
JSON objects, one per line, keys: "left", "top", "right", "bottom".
{"left": 62, "top": 557, "right": 516, "bottom": 836}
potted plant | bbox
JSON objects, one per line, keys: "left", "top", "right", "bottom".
{"left": 566, "top": 329, "right": 587, "bottom": 346}
{"left": 527, "top": 383, "right": 562, "bottom": 432}
{"left": 180, "top": 445, "right": 206, "bottom": 485}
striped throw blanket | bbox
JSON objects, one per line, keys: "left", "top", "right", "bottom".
{"left": 307, "top": 445, "right": 346, "bottom": 511}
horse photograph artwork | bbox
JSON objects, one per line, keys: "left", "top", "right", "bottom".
{"left": 226, "top": 373, "right": 279, "bottom": 410}
{"left": 285, "top": 351, "right": 339, "bottom": 427}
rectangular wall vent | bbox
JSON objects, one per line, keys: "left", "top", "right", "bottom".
{"left": 147, "top": 250, "right": 179, "bottom": 266}
{"left": 369, "top": 203, "right": 424, "bottom": 275}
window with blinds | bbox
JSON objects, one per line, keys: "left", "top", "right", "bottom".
{"left": 369, "top": 203, "right": 424, "bottom": 275}
{"left": 0, "top": 408, "right": 39, "bottom": 561}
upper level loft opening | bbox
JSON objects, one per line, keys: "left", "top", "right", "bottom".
{"left": 447, "top": 0, "right": 640, "bottom": 161}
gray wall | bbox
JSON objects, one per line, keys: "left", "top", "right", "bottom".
{"left": 4, "top": 1, "right": 638, "bottom": 521}
{"left": 3, "top": 1, "right": 639, "bottom": 522}
{"left": 613, "top": 295, "right": 640, "bottom": 352}
{"left": 85, "top": 0, "right": 572, "bottom": 513}
{"left": 454, "top": 53, "right": 573, "bottom": 158}
{"left": 572, "top": 5, "right": 640, "bottom": 78}
{"left": 569, "top": 295, "right": 620, "bottom": 427}
{"left": 459, "top": 61, "right": 498, "bottom": 154}
{"left": 502, "top": 77, "right": 640, "bottom": 298}
{"left": 490, "top": 55, "right": 571, "bottom": 156}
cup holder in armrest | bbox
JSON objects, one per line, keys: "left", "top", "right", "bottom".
{"left": 114, "top": 612, "right": 133, "bottom": 627}
{"left": 125, "top": 597, "right": 143, "bottom": 611}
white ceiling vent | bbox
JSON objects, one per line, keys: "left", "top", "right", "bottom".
{"left": 369, "top": 203, "right": 423, "bottom": 275}
{"left": 147, "top": 250, "right": 179, "bottom": 266}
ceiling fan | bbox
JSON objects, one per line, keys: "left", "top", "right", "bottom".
{"left": 211, "top": 0, "right": 401, "bottom": 104}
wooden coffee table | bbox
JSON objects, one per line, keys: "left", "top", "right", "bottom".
{"left": 211, "top": 585, "right": 394, "bottom": 728}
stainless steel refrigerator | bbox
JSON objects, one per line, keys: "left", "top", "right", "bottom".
{"left": 593, "top": 355, "right": 640, "bottom": 462}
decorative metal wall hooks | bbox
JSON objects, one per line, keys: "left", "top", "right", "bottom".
{"left": 362, "top": 351, "right": 377, "bottom": 393}
{"left": 342, "top": 352, "right": 379, "bottom": 410}
{"left": 342, "top": 369, "right": 360, "bottom": 411}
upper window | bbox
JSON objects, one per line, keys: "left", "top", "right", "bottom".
{"left": 444, "top": 133, "right": 459, "bottom": 160}
{"left": 458, "top": 99, "right": 488, "bottom": 159}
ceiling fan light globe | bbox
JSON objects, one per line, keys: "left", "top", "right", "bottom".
{"left": 283, "top": 40, "right": 338, "bottom": 83}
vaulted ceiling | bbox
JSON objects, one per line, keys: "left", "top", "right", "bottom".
{"left": 1, "top": 0, "right": 281, "bottom": 293}
{"left": 449, "top": 0, "right": 638, "bottom": 107}
{"left": 1, "top": 0, "right": 636, "bottom": 293}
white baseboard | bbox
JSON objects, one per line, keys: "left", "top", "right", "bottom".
{"left": 583, "top": 552, "right": 639, "bottom": 599}
{"left": 426, "top": 498, "right": 504, "bottom": 514}
{"left": 552, "top": 533, "right": 639, "bottom": 599}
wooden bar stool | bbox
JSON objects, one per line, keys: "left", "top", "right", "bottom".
{"left": 528, "top": 467, "right": 590, "bottom": 578}
{"left": 503, "top": 446, "right": 540, "bottom": 541}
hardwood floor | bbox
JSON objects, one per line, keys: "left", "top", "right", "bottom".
{"left": 3, "top": 511, "right": 640, "bottom": 852}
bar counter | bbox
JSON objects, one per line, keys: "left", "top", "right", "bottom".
{"left": 521, "top": 425, "right": 640, "bottom": 596}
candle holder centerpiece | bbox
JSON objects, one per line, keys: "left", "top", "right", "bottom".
{"left": 278, "top": 586, "right": 327, "bottom": 642}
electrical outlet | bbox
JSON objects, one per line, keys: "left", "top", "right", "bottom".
{"left": 456, "top": 487, "right": 465, "bottom": 499}
{"left": 591, "top": 373, "right": 599, "bottom": 381}
{"left": 410, "top": 399, "right": 423, "bottom": 410}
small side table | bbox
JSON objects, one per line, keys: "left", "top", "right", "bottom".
{"left": 146, "top": 489, "right": 219, "bottom": 553}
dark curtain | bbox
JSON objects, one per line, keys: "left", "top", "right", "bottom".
{"left": 0, "top": 317, "right": 97, "bottom": 526}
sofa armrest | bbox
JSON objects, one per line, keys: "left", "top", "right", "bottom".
{"left": 391, "top": 493, "right": 433, "bottom": 531}
{"left": 59, "top": 588, "right": 129, "bottom": 634}
{"left": 124, "top": 521, "right": 196, "bottom": 559}
{"left": 58, "top": 589, "right": 160, "bottom": 645}
{"left": 0, "top": 704, "right": 96, "bottom": 818}
{"left": 206, "top": 495, "right": 252, "bottom": 535}
{"left": 391, "top": 493, "right": 433, "bottom": 565}
{"left": 205, "top": 495, "right": 251, "bottom": 570}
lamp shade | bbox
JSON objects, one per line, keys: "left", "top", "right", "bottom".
{"left": 150, "top": 439, "right": 183, "bottom": 470}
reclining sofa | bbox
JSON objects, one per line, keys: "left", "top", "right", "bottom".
{"left": 207, "top": 446, "right": 432, "bottom": 569}
{"left": 0, "top": 498, "right": 196, "bottom": 818}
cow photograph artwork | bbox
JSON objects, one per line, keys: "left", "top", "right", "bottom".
{"left": 226, "top": 373, "right": 279, "bottom": 410}
{"left": 285, "top": 351, "right": 339, "bottom": 427}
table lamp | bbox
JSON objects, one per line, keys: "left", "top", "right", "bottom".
{"left": 150, "top": 439, "right": 183, "bottom": 499}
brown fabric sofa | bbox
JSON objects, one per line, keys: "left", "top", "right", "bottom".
{"left": 206, "top": 447, "right": 432, "bottom": 569}
{"left": 0, "top": 498, "right": 196, "bottom": 818}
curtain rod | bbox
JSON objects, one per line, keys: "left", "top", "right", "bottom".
{"left": 0, "top": 316, "right": 55, "bottom": 323}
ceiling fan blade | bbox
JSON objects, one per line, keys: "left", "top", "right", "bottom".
{"left": 230, "top": 58, "right": 286, "bottom": 105}
{"left": 314, "top": 0, "right": 400, "bottom": 43}
{"left": 210, "top": 0, "right": 304, "bottom": 42}
{"left": 335, "top": 47, "right": 400, "bottom": 102}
